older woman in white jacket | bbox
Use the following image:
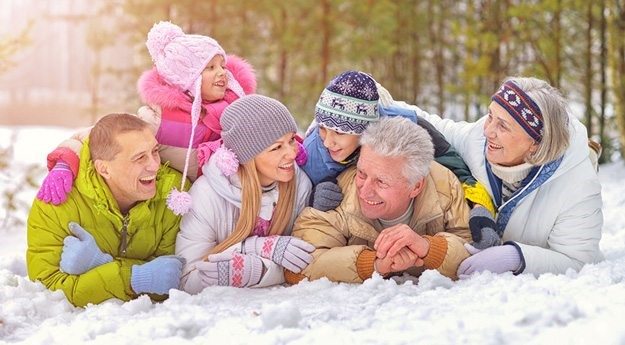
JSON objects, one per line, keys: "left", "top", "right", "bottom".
{"left": 176, "top": 95, "right": 313, "bottom": 293}
{"left": 398, "top": 76, "right": 603, "bottom": 277}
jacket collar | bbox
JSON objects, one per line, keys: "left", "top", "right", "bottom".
{"left": 75, "top": 137, "right": 178, "bottom": 219}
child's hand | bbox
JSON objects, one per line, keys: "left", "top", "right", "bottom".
{"left": 36, "top": 160, "right": 73, "bottom": 205}
{"left": 310, "top": 181, "right": 343, "bottom": 211}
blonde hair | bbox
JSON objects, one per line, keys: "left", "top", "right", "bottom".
{"left": 502, "top": 77, "right": 570, "bottom": 165}
{"left": 210, "top": 160, "right": 296, "bottom": 254}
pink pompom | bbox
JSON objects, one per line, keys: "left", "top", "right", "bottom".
{"left": 167, "top": 188, "right": 192, "bottom": 216}
{"left": 146, "top": 21, "right": 184, "bottom": 60}
{"left": 295, "top": 141, "right": 308, "bottom": 166}
{"left": 214, "top": 146, "right": 239, "bottom": 176}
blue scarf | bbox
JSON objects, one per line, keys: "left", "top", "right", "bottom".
{"left": 484, "top": 144, "right": 563, "bottom": 234}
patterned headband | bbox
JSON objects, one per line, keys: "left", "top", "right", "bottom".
{"left": 491, "top": 81, "right": 544, "bottom": 142}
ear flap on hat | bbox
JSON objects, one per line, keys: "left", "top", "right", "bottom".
{"left": 166, "top": 76, "right": 202, "bottom": 215}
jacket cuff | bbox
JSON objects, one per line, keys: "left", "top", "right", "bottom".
{"left": 356, "top": 249, "right": 376, "bottom": 280}
{"left": 47, "top": 147, "right": 80, "bottom": 178}
{"left": 503, "top": 241, "right": 526, "bottom": 275}
{"left": 422, "top": 235, "right": 447, "bottom": 269}
{"left": 284, "top": 269, "right": 307, "bottom": 284}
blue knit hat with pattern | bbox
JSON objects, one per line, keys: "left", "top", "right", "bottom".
{"left": 315, "top": 70, "right": 379, "bottom": 135}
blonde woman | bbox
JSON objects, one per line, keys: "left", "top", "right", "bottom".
{"left": 176, "top": 95, "right": 314, "bottom": 292}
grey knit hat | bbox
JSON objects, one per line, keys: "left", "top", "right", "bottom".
{"left": 221, "top": 94, "right": 298, "bottom": 164}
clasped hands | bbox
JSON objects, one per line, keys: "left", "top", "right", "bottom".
{"left": 373, "top": 224, "right": 430, "bottom": 276}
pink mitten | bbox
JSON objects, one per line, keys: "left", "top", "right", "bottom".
{"left": 36, "top": 160, "right": 73, "bottom": 205}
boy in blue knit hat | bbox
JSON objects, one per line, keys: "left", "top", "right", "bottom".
{"left": 301, "top": 70, "right": 499, "bottom": 249}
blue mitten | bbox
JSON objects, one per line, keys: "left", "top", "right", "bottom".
{"left": 131, "top": 255, "right": 185, "bottom": 295}
{"left": 468, "top": 206, "right": 501, "bottom": 249}
{"left": 60, "top": 222, "right": 113, "bottom": 275}
{"left": 310, "top": 181, "right": 343, "bottom": 211}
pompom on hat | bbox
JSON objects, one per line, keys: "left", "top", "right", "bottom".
{"left": 148, "top": 21, "right": 245, "bottom": 215}
{"left": 315, "top": 70, "right": 380, "bottom": 135}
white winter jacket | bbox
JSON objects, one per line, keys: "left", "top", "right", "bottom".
{"left": 399, "top": 102, "right": 603, "bottom": 275}
{"left": 176, "top": 156, "right": 312, "bottom": 293}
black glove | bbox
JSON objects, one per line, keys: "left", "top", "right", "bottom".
{"left": 469, "top": 206, "right": 502, "bottom": 249}
{"left": 310, "top": 180, "right": 343, "bottom": 211}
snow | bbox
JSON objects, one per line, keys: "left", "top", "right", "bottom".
{"left": 1, "top": 126, "right": 625, "bottom": 344}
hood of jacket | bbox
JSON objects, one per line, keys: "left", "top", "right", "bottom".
{"left": 137, "top": 54, "right": 257, "bottom": 111}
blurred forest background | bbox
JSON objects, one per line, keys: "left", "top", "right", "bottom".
{"left": 1, "top": 0, "right": 625, "bottom": 163}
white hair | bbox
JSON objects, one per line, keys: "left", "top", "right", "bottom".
{"left": 360, "top": 117, "right": 434, "bottom": 185}
{"left": 503, "top": 76, "right": 570, "bottom": 165}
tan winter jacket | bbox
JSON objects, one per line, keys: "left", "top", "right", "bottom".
{"left": 287, "top": 162, "right": 472, "bottom": 284}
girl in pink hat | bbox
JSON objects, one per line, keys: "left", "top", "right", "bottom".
{"left": 37, "top": 21, "right": 257, "bottom": 215}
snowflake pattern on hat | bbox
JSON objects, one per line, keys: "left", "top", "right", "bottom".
{"left": 314, "top": 70, "right": 380, "bottom": 135}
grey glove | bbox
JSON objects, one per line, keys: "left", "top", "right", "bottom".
{"left": 310, "top": 181, "right": 343, "bottom": 211}
{"left": 469, "top": 206, "right": 502, "bottom": 249}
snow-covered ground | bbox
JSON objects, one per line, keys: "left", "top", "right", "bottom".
{"left": 1, "top": 126, "right": 624, "bottom": 345}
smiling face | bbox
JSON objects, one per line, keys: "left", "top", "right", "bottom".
{"left": 318, "top": 126, "right": 361, "bottom": 162}
{"left": 200, "top": 54, "right": 228, "bottom": 102}
{"left": 483, "top": 102, "right": 539, "bottom": 167}
{"left": 355, "top": 145, "right": 423, "bottom": 220}
{"left": 94, "top": 128, "right": 161, "bottom": 214}
{"left": 253, "top": 132, "right": 298, "bottom": 187}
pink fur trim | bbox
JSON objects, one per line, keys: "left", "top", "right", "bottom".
{"left": 225, "top": 55, "right": 256, "bottom": 94}
{"left": 138, "top": 55, "right": 256, "bottom": 110}
{"left": 137, "top": 68, "right": 191, "bottom": 110}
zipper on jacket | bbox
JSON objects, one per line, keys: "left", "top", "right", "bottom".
{"left": 120, "top": 216, "right": 129, "bottom": 257}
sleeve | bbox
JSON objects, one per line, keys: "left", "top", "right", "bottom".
{"left": 136, "top": 106, "right": 199, "bottom": 181}
{"left": 175, "top": 186, "right": 222, "bottom": 294}
{"left": 26, "top": 202, "right": 139, "bottom": 307}
{"left": 290, "top": 166, "right": 313, "bottom": 230}
{"left": 136, "top": 105, "right": 162, "bottom": 134}
{"left": 422, "top": 233, "right": 470, "bottom": 280}
{"left": 437, "top": 165, "right": 473, "bottom": 243}
{"left": 394, "top": 101, "right": 480, "bottom": 160}
{"left": 46, "top": 127, "right": 92, "bottom": 177}
{"left": 513, "top": 181, "right": 604, "bottom": 275}
{"left": 291, "top": 206, "right": 369, "bottom": 283}
{"left": 158, "top": 145, "right": 199, "bottom": 182}
{"left": 300, "top": 128, "right": 327, "bottom": 186}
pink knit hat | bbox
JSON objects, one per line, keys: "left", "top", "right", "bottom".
{"left": 146, "top": 21, "right": 244, "bottom": 215}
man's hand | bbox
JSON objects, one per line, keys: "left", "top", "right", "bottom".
{"left": 375, "top": 247, "right": 420, "bottom": 275}
{"left": 374, "top": 224, "right": 429, "bottom": 259}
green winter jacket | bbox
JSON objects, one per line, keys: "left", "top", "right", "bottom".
{"left": 27, "top": 138, "right": 188, "bottom": 307}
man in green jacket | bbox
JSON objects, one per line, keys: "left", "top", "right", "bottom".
{"left": 27, "top": 113, "right": 189, "bottom": 307}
